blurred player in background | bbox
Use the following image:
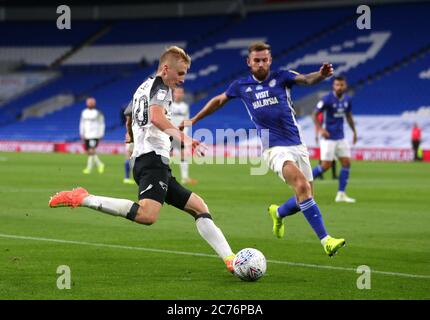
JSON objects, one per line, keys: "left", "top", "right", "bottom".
{"left": 187, "top": 41, "right": 345, "bottom": 257}
{"left": 80, "top": 97, "right": 105, "bottom": 174}
{"left": 170, "top": 87, "right": 197, "bottom": 185}
{"left": 122, "top": 101, "right": 135, "bottom": 184}
{"left": 312, "top": 76, "right": 357, "bottom": 203}
{"left": 49, "top": 46, "right": 236, "bottom": 274}
{"left": 314, "top": 111, "right": 337, "bottom": 180}
{"left": 411, "top": 122, "right": 422, "bottom": 161}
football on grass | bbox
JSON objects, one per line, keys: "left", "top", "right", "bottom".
{"left": 233, "top": 248, "right": 266, "bottom": 281}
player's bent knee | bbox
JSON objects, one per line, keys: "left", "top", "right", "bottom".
{"left": 135, "top": 210, "right": 158, "bottom": 225}
{"left": 133, "top": 199, "right": 161, "bottom": 225}
{"left": 321, "top": 161, "right": 332, "bottom": 171}
{"left": 341, "top": 161, "right": 351, "bottom": 168}
{"left": 185, "top": 193, "right": 209, "bottom": 215}
{"left": 339, "top": 157, "right": 351, "bottom": 168}
{"left": 295, "top": 180, "right": 311, "bottom": 199}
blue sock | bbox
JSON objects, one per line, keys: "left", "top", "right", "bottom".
{"left": 338, "top": 167, "right": 350, "bottom": 192}
{"left": 312, "top": 165, "right": 324, "bottom": 179}
{"left": 277, "top": 196, "right": 300, "bottom": 218}
{"left": 125, "top": 160, "right": 130, "bottom": 179}
{"left": 299, "top": 198, "right": 328, "bottom": 240}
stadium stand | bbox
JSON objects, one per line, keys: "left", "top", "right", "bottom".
{"left": 0, "top": 2, "right": 428, "bottom": 149}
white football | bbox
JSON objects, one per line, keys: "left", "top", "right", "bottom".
{"left": 233, "top": 248, "right": 267, "bottom": 281}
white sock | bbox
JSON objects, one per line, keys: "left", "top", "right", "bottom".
{"left": 86, "top": 155, "right": 94, "bottom": 170}
{"left": 180, "top": 161, "right": 189, "bottom": 180}
{"left": 82, "top": 195, "right": 135, "bottom": 218}
{"left": 93, "top": 155, "right": 103, "bottom": 167}
{"left": 195, "top": 215, "right": 234, "bottom": 259}
{"left": 320, "top": 235, "right": 331, "bottom": 246}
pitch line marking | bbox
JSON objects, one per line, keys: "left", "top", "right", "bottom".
{"left": 1, "top": 233, "right": 429, "bottom": 280}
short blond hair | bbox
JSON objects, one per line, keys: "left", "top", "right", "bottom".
{"left": 158, "top": 46, "right": 191, "bottom": 70}
{"left": 248, "top": 41, "right": 271, "bottom": 54}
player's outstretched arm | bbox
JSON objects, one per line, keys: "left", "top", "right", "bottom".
{"left": 79, "top": 113, "right": 85, "bottom": 140}
{"left": 99, "top": 113, "right": 105, "bottom": 139}
{"left": 311, "top": 110, "right": 322, "bottom": 131}
{"left": 312, "top": 110, "right": 329, "bottom": 138}
{"left": 190, "top": 93, "right": 230, "bottom": 126}
{"left": 294, "top": 63, "right": 334, "bottom": 86}
{"left": 150, "top": 104, "right": 200, "bottom": 150}
{"left": 125, "top": 115, "right": 133, "bottom": 143}
{"left": 346, "top": 112, "right": 357, "bottom": 144}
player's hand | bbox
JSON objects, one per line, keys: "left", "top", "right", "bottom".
{"left": 178, "top": 121, "right": 185, "bottom": 131}
{"left": 190, "top": 139, "right": 207, "bottom": 157}
{"left": 352, "top": 132, "right": 358, "bottom": 145}
{"left": 319, "top": 128, "right": 330, "bottom": 138}
{"left": 320, "top": 63, "right": 334, "bottom": 78}
{"left": 194, "top": 142, "right": 208, "bottom": 157}
{"left": 184, "top": 136, "right": 206, "bottom": 157}
{"left": 179, "top": 119, "right": 193, "bottom": 131}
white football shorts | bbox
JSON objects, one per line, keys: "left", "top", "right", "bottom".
{"left": 262, "top": 144, "right": 313, "bottom": 182}
{"left": 320, "top": 138, "right": 351, "bottom": 161}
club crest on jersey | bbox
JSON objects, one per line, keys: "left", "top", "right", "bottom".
{"left": 157, "top": 89, "right": 167, "bottom": 101}
{"left": 269, "top": 79, "right": 276, "bottom": 87}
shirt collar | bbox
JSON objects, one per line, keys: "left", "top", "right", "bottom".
{"left": 251, "top": 71, "right": 271, "bottom": 83}
{"left": 332, "top": 91, "right": 344, "bottom": 101}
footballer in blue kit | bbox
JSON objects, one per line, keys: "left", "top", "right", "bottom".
{"left": 225, "top": 69, "right": 303, "bottom": 149}
{"left": 312, "top": 76, "right": 357, "bottom": 203}
{"left": 189, "top": 42, "right": 346, "bottom": 257}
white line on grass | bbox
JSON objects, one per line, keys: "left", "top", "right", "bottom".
{"left": 1, "top": 232, "right": 429, "bottom": 280}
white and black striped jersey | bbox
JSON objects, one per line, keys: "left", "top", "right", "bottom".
{"left": 131, "top": 76, "right": 173, "bottom": 159}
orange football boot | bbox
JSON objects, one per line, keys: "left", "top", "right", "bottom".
{"left": 49, "top": 187, "right": 89, "bottom": 208}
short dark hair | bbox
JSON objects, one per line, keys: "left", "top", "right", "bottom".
{"left": 334, "top": 76, "right": 347, "bottom": 82}
{"left": 248, "top": 41, "right": 271, "bottom": 54}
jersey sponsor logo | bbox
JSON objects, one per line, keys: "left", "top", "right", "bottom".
{"left": 255, "top": 90, "right": 269, "bottom": 99}
{"left": 252, "top": 90, "right": 279, "bottom": 109}
{"left": 140, "top": 184, "right": 153, "bottom": 195}
{"left": 256, "top": 85, "right": 263, "bottom": 91}
{"left": 333, "top": 104, "right": 345, "bottom": 117}
{"left": 157, "top": 89, "right": 167, "bottom": 101}
{"left": 269, "top": 79, "right": 276, "bottom": 87}
{"left": 252, "top": 96, "right": 279, "bottom": 109}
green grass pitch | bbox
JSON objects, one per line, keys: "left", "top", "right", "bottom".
{"left": 0, "top": 152, "right": 429, "bottom": 299}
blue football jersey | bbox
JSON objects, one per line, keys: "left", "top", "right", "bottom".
{"left": 225, "top": 70, "right": 303, "bottom": 149}
{"left": 315, "top": 92, "right": 352, "bottom": 140}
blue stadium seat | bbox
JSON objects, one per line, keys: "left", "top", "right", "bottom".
{"left": 1, "top": 2, "right": 429, "bottom": 141}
